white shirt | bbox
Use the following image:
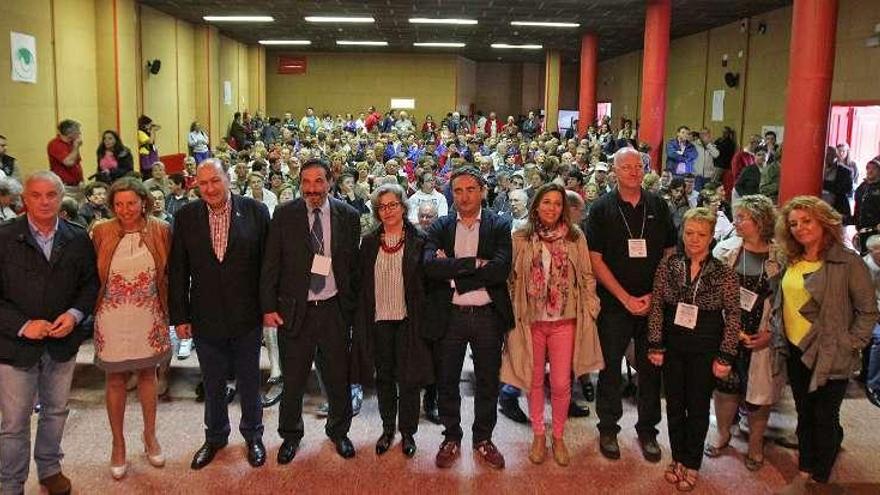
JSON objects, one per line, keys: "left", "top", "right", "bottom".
{"left": 246, "top": 188, "right": 278, "bottom": 218}
{"left": 451, "top": 209, "right": 492, "bottom": 306}
{"left": 406, "top": 190, "right": 448, "bottom": 223}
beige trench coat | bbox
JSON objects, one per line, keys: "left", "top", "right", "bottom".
{"left": 500, "top": 229, "right": 604, "bottom": 391}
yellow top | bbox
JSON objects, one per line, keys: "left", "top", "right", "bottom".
{"left": 138, "top": 130, "right": 151, "bottom": 155}
{"left": 781, "top": 259, "right": 823, "bottom": 345}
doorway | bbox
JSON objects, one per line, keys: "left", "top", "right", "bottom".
{"left": 828, "top": 103, "right": 880, "bottom": 178}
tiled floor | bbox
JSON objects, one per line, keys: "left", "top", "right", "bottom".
{"left": 11, "top": 343, "right": 880, "bottom": 494}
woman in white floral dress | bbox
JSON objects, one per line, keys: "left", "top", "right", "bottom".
{"left": 92, "top": 177, "right": 171, "bottom": 480}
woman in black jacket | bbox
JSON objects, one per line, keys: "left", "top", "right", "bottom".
{"left": 353, "top": 183, "right": 433, "bottom": 459}
{"left": 96, "top": 130, "right": 134, "bottom": 183}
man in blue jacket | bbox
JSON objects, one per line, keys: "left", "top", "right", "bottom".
{"left": 665, "top": 125, "right": 697, "bottom": 176}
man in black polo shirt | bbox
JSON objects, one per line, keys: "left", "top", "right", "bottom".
{"left": 587, "top": 148, "right": 677, "bottom": 463}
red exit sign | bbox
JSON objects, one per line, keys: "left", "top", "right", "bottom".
{"left": 277, "top": 55, "right": 307, "bottom": 75}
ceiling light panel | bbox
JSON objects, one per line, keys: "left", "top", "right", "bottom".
{"left": 305, "top": 16, "right": 375, "bottom": 23}
{"left": 413, "top": 42, "right": 466, "bottom": 48}
{"left": 203, "top": 16, "right": 274, "bottom": 22}
{"left": 491, "top": 43, "right": 543, "bottom": 49}
{"left": 409, "top": 18, "right": 478, "bottom": 25}
{"left": 259, "top": 40, "right": 312, "bottom": 45}
{"left": 510, "top": 21, "right": 581, "bottom": 28}
{"left": 336, "top": 40, "right": 388, "bottom": 46}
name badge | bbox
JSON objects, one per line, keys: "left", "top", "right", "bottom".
{"left": 311, "top": 254, "right": 332, "bottom": 276}
{"left": 628, "top": 239, "right": 648, "bottom": 258}
{"left": 740, "top": 287, "right": 758, "bottom": 312}
{"left": 674, "top": 302, "right": 699, "bottom": 330}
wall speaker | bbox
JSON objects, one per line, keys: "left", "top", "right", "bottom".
{"left": 724, "top": 72, "right": 740, "bottom": 88}
{"left": 146, "top": 60, "right": 162, "bottom": 75}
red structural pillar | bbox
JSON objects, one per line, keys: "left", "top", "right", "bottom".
{"left": 578, "top": 33, "right": 599, "bottom": 138}
{"left": 779, "top": 0, "right": 839, "bottom": 203}
{"left": 638, "top": 0, "right": 671, "bottom": 172}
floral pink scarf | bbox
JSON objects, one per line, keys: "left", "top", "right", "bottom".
{"left": 527, "top": 222, "right": 570, "bottom": 316}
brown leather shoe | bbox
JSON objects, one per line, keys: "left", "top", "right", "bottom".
{"left": 435, "top": 440, "right": 461, "bottom": 468}
{"left": 552, "top": 437, "right": 570, "bottom": 467}
{"left": 528, "top": 434, "right": 546, "bottom": 464}
{"left": 474, "top": 440, "right": 505, "bottom": 469}
{"left": 39, "top": 472, "right": 71, "bottom": 495}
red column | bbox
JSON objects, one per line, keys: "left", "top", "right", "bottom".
{"left": 779, "top": 0, "right": 839, "bottom": 203}
{"left": 578, "top": 33, "right": 598, "bottom": 138}
{"left": 638, "top": 0, "right": 671, "bottom": 172}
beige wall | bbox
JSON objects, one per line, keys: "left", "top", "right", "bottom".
{"left": 597, "top": 0, "right": 879, "bottom": 146}
{"left": 455, "top": 56, "right": 476, "bottom": 115}
{"left": 266, "top": 52, "right": 456, "bottom": 123}
{"left": 1, "top": 1, "right": 263, "bottom": 178}
{"left": 0, "top": 0, "right": 58, "bottom": 175}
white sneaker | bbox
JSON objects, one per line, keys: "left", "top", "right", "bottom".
{"left": 177, "top": 339, "right": 193, "bottom": 360}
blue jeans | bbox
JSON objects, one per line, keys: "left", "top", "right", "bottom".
{"left": 0, "top": 352, "right": 76, "bottom": 495}
{"left": 868, "top": 324, "right": 880, "bottom": 392}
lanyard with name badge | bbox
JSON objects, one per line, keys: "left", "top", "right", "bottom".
{"left": 738, "top": 250, "right": 766, "bottom": 313}
{"left": 617, "top": 200, "right": 648, "bottom": 258}
{"left": 674, "top": 259, "right": 705, "bottom": 330}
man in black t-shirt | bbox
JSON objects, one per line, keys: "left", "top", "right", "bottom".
{"left": 587, "top": 148, "right": 677, "bottom": 463}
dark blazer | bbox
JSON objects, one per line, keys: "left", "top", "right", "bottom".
{"left": 0, "top": 217, "right": 99, "bottom": 367}
{"left": 168, "top": 195, "right": 270, "bottom": 338}
{"left": 422, "top": 209, "right": 514, "bottom": 340}
{"left": 260, "top": 197, "right": 361, "bottom": 337}
{"left": 352, "top": 222, "right": 433, "bottom": 385}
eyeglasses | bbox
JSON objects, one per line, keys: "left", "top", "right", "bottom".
{"left": 376, "top": 202, "right": 401, "bottom": 212}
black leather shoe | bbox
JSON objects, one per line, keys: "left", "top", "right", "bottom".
{"left": 638, "top": 435, "right": 662, "bottom": 463}
{"left": 191, "top": 441, "right": 227, "bottom": 470}
{"left": 334, "top": 436, "right": 356, "bottom": 459}
{"left": 599, "top": 433, "right": 620, "bottom": 460}
{"left": 582, "top": 380, "right": 595, "bottom": 402}
{"left": 276, "top": 439, "right": 299, "bottom": 465}
{"left": 225, "top": 385, "right": 237, "bottom": 404}
{"left": 867, "top": 387, "right": 880, "bottom": 408}
{"left": 261, "top": 381, "right": 283, "bottom": 408}
{"left": 425, "top": 406, "right": 441, "bottom": 425}
{"left": 401, "top": 434, "right": 417, "bottom": 458}
{"left": 498, "top": 398, "right": 530, "bottom": 424}
{"left": 246, "top": 439, "right": 266, "bottom": 467}
{"left": 568, "top": 401, "right": 591, "bottom": 417}
{"left": 375, "top": 430, "right": 394, "bottom": 455}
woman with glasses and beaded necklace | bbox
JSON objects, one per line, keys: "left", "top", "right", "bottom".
{"left": 353, "top": 183, "right": 433, "bottom": 459}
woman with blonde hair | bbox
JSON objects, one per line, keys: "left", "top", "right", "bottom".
{"left": 771, "top": 196, "right": 877, "bottom": 483}
{"left": 647, "top": 207, "right": 741, "bottom": 491}
{"left": 705, "top": 195, "right": 780, "bottom": 470}
{"left": 501, "top": 183, "right": 603, "bottom": 467}
{"left": 92, "top": 177, "right": 171, "bottom": 479}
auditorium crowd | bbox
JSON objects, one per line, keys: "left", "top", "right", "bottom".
{"left": 0, "top": 105, "right": 879, "bottom": 494}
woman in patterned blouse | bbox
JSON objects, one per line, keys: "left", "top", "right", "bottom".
{"left": 647, "top": 207, "right": 741, "bottom": 492}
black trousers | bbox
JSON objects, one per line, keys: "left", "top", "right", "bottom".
{"left": 787, "top": 342, "right": 848, "bottom": 483}
{"left": 374, "top": 320, "right": 421, "bottom": 436}
{"left": 193, "top": 326, "right": 263, "bottom": 445}
{"left": 663, "top": 345, "right": 715, "bottom": 470}
{"left": 596, "top": 310, "right": 662, "bottom": 437}
{"left": 278, "top": 299, "right": 352, "bottom": 442}
{"left": 437, "top": 306, "right": 503, "bottom": 444}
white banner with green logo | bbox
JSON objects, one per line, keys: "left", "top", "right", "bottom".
{"left": 11, "top": 31, "right": 37, "bottom": 84}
